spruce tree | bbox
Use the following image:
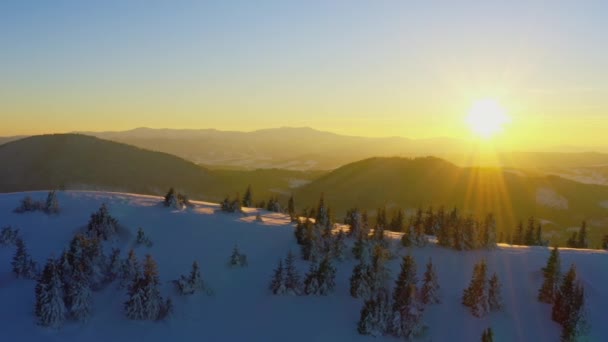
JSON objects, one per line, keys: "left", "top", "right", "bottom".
{"left": 87, "top": 203, "right": 119, "bottom": 240}
{"left": 488, "top": 273, "right": 503, "bottom": 311}
{"left": 357, "top": 287, "right": 391, "bottom": 337}
{"left": 175, "top": 261, "right": 205, "bottom": 295}
{"left": 35, "top": 258, "right": 66, "bottom": 327}
{"left": 315, "top": 256, "right": 336, "bottom": 295}
{"left": 552, "top": 264, "right": 588, "bottom": 341}
{"left": 421, "top": 258, "right": 440, "bottom": 305}
{"left": 164, "top": 188, "right": 175, "bottom": 207}
{"left": 524, "top": 217, "right": 536, "bottom": 246}
{"left": 391, "top": 255, "right": 424, "bottom": 338}
{"left": 228, "top": 245, "right": 247, "bottom": 267}
{"left": 242, "top": 185, "right": 253, "bottom": 207}
{"left": 45, "top": 190, "right": 60, "bottom": 214}
{"left": 66, "top": 263, "right": 92, "bottom": 321}
{"left": 303, "top": 261, "right": 320, "bottom": 295}
{"left": 350, "top": 259, "right": 372, "bottom": 299}
{"left": 331, "top": 230, "right": 347, "bottom": 261}
{"left": 140, "top": 255, "right": 164, "bottom": 320}
{"left": 535, "top": 222, "right": 543, "bottom": 246}
{"left": 105, "top": 248, "right": 121, "bottom": 283}
{"left": 120, "top": 249, "right": 140, "bottom": 289}
{"left": 462, "top": 260, "right": 488, "bottom": 317}
{"left": 603, "top": 235, "right": 608, "bottom": 250}
{"left": 577, "top": 221, "right": 588, "bottom": 249}
{"left": 12, "top": 238, "right": 37, "bottom": 279}
{"left": 269, "top": 259, "right": 286, "bottom": 295}
{"left": 0, "top": 225, "right": 19, "bottom": 246}
{"left": 284, "top": 251, "right": 301, "bottom": 295}
{"left": 514, "top": 221, "right": 524, "bottom": 245}
{"left": 538, "top": 246, "right": 561, "bottom": 303}
{"left": 481, "top": 327, "right": 494, "bottom": 342}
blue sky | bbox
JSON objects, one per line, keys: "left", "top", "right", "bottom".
{"left": 1, "top": 1, "right": 607, "bottom": 147}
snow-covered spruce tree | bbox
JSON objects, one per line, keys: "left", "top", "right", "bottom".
{"left": 538, "top": 246, "right": 562, "bottom": 304}
{"left": 357, "top": 287, "right": 391, "bottom": 337}
{"left": 481, "top": 327, "right": 494, "bottom": 342}
{"left": 391, "top": 254, "right": 425, "bottom": 339}
{"left": 35, "top": 258, "right": 66, "bottom": 328}
{"left": 242, "top": 185, "right": 253, "bottom": 208}
{"left": 352, "top": 231, "right": 371, "bottom": 261}
{"left": 421, "top": 258, "right": 440, "bottom": 305}
{"left": 577, "top": 221, "right": 588, "bottom": 249}
{"left": 105, "top": 248, "right": 121, "bottom": 283}
{"left": 0, "top": 225, "right": 19, "bottom": 246}
{"left": 86, "top": 203, "right": 119, "bottom": 240}
{"left": 15, "top": 195, "right": 44, "bottom": 213}
{"left": 228, "top": 245, "right": 248, "bottom": 268}
{"left": 462, "top": 260, "right": 488, "bottom": 318}
{"left": 45, "top": 190, "right": 60, "bottom": 214}
{"left": 423, "top": 206, "right": 435, "bottom": 235}
{"left": 314, "top": 256, "right": 336, "bottom": 296}
{"left": 331, "top": 230, "right": 347, "bottom": 261}
{"left": 65, "top": 263, "right": 92, "bottom": 322}
{"left": 120, "top": 249, "right": 141, "bottom": 289}
{"left": 390, "top": 208, "right": 405, "bottom": 232}
{"left": 303, "top": 260, "right": 320, "bottom": 295}
{"left": 487, "top": 273, "right": 503, "bottom": 312}
{"left": 350, "top": 257, "right": 372, "bottom": 299}
{"left": 163, "top": 188, "right": 176, "bottom": 207}
{"left": 284, "top": 251, "right": 301, "bottom": 295}
{"left": 552, "top": 264, "right": 588, "bottom": 342}
{"left": 345, "top": 208, "right": 363, "bottom": 237}
{"left": 125, "top": 255, "right": 166, "bottom": 320}
{"left": 174, "top": 261, "right": 206, "bottom": 295}
{"left": 177, "top": 193, "right": 192, "bottom": 209}
{"left": 368, "top": 245, "right": 391, "bottom": 295}
{"left": 269, "top": 259, "right": 286, "bottom": 295}
{"left": 136, "top": 227, "right": 153, "bottom": 247}
{"left": 482, "top": 214, "right": 497, "bottom": 249}
{"left": 12, "top": 238, "right": 37, "bottom": 279}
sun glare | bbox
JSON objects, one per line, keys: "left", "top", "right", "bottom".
{"left": 466, "top": 99, "right": 509, "bottom": 139}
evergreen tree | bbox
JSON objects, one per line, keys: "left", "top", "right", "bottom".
{"left": 120, "top": 249, "right": 140, "bottom": 289}
{"left": 514, "top": 221, "right": 524, "bottom": 245}
{"left": 352, "top": 232, "right": 371, "bottom": 261}
{"left": 284, "top": 251, "right": 301, "bottom": 295}
{"left": 482, "top": 214, "right": 497, "bottom": 248}
{"left": 421, "top": 258, "right": 440, "bottom": 305}
{"left": 524, "top": 217, "right": 536, "bottom": 246}
{"left": 35, "top": 258, "right": 66, "bottom": 327}
{"left": 45, "top": 190, "right": 60, "bottom": 214}
{"left": 315, "top": 256, "right": 337, "bottom": 295}
{"left": 228, "top": 245, "right": 248, "bottom": 267}
{"left": 65, "top": 263, "right": 92, "bottom": 321}
{"left": 350, "top": 259, "right": 372, "bottom": 299}
{"left": 242, "top": 185, "right": 253, "bottom": 207}
{"left": 552, "top": 264, "right": 588, "bottom": 342}
{"left": 423, "top": 206, "right": 435, "bottom": 235}
{"left": 331, "top": 230, "right": 347, "bottom": 261}
{"left": 105, "top": 248, "right": 121, "bottom": 283}
{"left": 577, "top": 221, "right": 588, "bottom": 249}
{"left": 164, "top": 188, "right": 175, "bottom": 207}
{"left": 269, "top": 259, "right": 286, "bottom": 295}
{"left": 345, "top": 208, "right": 363, "bottom": 237}
{"left": 11, "top": 238, "right": 37, "bottom": 279}
{"left": 368, "top": 245, "right": 391, "bottom": 294}
{"left": 0, "top": 225, "right": 19, "bottom": 246}
{"left": 174, "top": 261, "right": 205, "bottom": 295}
{"left": 391, "top": 254, "right": 424, "bottom": 338}
{"left": 538, "top": 247, "right": 562, "bottom": 303}
{"left": 462, "top": 260, "right": 488, "bottom": 317}
{"left": 87, "top": 203, "right": 119, "bottom": 240}
{"left": 303, "top": 261, "right": 320, "bottom": 295}
{"left": 125, "top": 255, "right": 165, "bottom": 320}
{"left": 602, "top": 235, "right": 608, "bottom": 250}
{"left": 481, "top": 328, "right": 494, "bottom": 342}
{"left": 487, "top": 273, "right": 503, "bottom": 311}
{"left": 389, "top": 209, "right": 404, "bottom": 232}
{"left": 357, "top": 288, "right": 391, "bottom": 337}
{"left": 566, "top": 232, "right": 578, "bottom": 248}
{"left": 315, "top": 193, "right": 329, "bottom": 228}
{"left": 136, "top": 227, "right": 153, "bottom": 247}
{"left": 535, "top": 222, "right": 543, "bottom": 246}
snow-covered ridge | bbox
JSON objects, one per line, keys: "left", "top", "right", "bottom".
{"left": 0, "top": 191, "right": 606, "bottom": 341}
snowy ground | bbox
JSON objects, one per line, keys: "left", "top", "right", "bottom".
{"left": 1, "top": 191, "right": 607, "bottom": 341}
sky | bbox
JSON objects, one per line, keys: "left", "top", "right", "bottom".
{"left": 1, "top": 1, "right": 607, "bottom": 149}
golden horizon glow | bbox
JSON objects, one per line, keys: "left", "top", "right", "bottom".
{"left": 466, "top": 99, "right": 510, "bottom": 139}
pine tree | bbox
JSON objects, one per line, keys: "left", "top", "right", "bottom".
{"left": 462, "top": 260, "right": 488, "bottom": 317}
{"left": 315, "top": 193, "right": 329, "bottom": 228}
{"left": 66, "top": 263, "right": 92, "bottom": 321}
{"left": 421, "top": 258, "right": 440, "bottom": 305}
{"left": 488, "top": 273, "right": 503, "bottom": 311}
{"left": 525, "top": 217, "right": 536, "bottom": 246}
{"left": 228, "top": 245, "right": 248, "bottom": 267}
{"left": 0, "top": 225, "right": 19, "bottom": 246}
{"left": 389, "top": 209, "right": 404, "bottom": 232}
{"left": 316, "top": 256, "right": 336, "bottom": 295}
{"left": 269, "top": 259, "right": 286, "bottom": 295}
{"left": 350, "top": 260, "right": 372, "bottom": 299}
{"left": 284, "top": 251, "right": 301, "bottom": 295}
{"left": 577, "top": 221, "right": 588, "bottom": 249}
{"left": 481, "top": 327, "right": 494, "bottom": 342}
{"left": 391, "top": 255, "right": 424, "bottom": 338}
{"left": 331, "top": 230, "right": 347, "bottom": 261}
{"left": 175, "top": 261, "right": 205, "bottom": 295}
{"left": 11, "top": 238, "right": 37, "bottom": 279}
{"left": 357, "top": 287, "right": 391, "bottom": 337}
{"left": 242, "top": 185, "right": 253, "bottom": 207}
{"left": 105, "top": 248, "right": 121, "bottom": 283}
{"left": 120, "top": 249, "right": 140, "bottom": 288}
{"left": 87, "top": 203, "right": 119, "bottom": 240}
{"left": 553, "top": 264, "right": 588, "bottom": 341}
{"left": 535, "top": 222, "right": 543, "bottom": 246}
{"left": 45, "top": 190, "right": 60, "bottom": 214}
{"left": 483, "top": 214, "right": 497, "bottom": 248}
{"left": 368, "top": 245, "right": 390, "bottom": 294}
{"left": 35, "top": 258, "right": 66, "bottom": 327}
{"left": 141, "top": 255, "right": 164, "bottom": 320}
{"left": 164, "top": 188, "right": 175, "bottom": 207}
{"left": 514, "top": 221, "right": 524, "bottom": 245}
{"left": 538, "top": 246, "right": 561, "bottom": 303}
{"left": 423, "top": 206, "right": 435, "bottom": 235}
{"left": 136, "top": 227, "right": 153, "bottom": 247}
{"left": 352, "top": 232, "right": 370, "bottom": 261}
{"left": 303, "top": 261, "right": 320, "bottom": 295}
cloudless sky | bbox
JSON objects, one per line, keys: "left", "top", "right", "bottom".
{"left": 1, "top": 1, "right": 607, "bottom": 149}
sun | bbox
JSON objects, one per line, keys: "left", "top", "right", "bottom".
{"left": 466, "top": 99, "right": 509, "bottom": 139}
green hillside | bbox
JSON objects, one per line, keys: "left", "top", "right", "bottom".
{"left": 295, "top": 157, "right": 608, "bottom": 246}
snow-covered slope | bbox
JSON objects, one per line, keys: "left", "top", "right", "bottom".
{"left": 1, "top": 191, "right": 606, "bottom": 341}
